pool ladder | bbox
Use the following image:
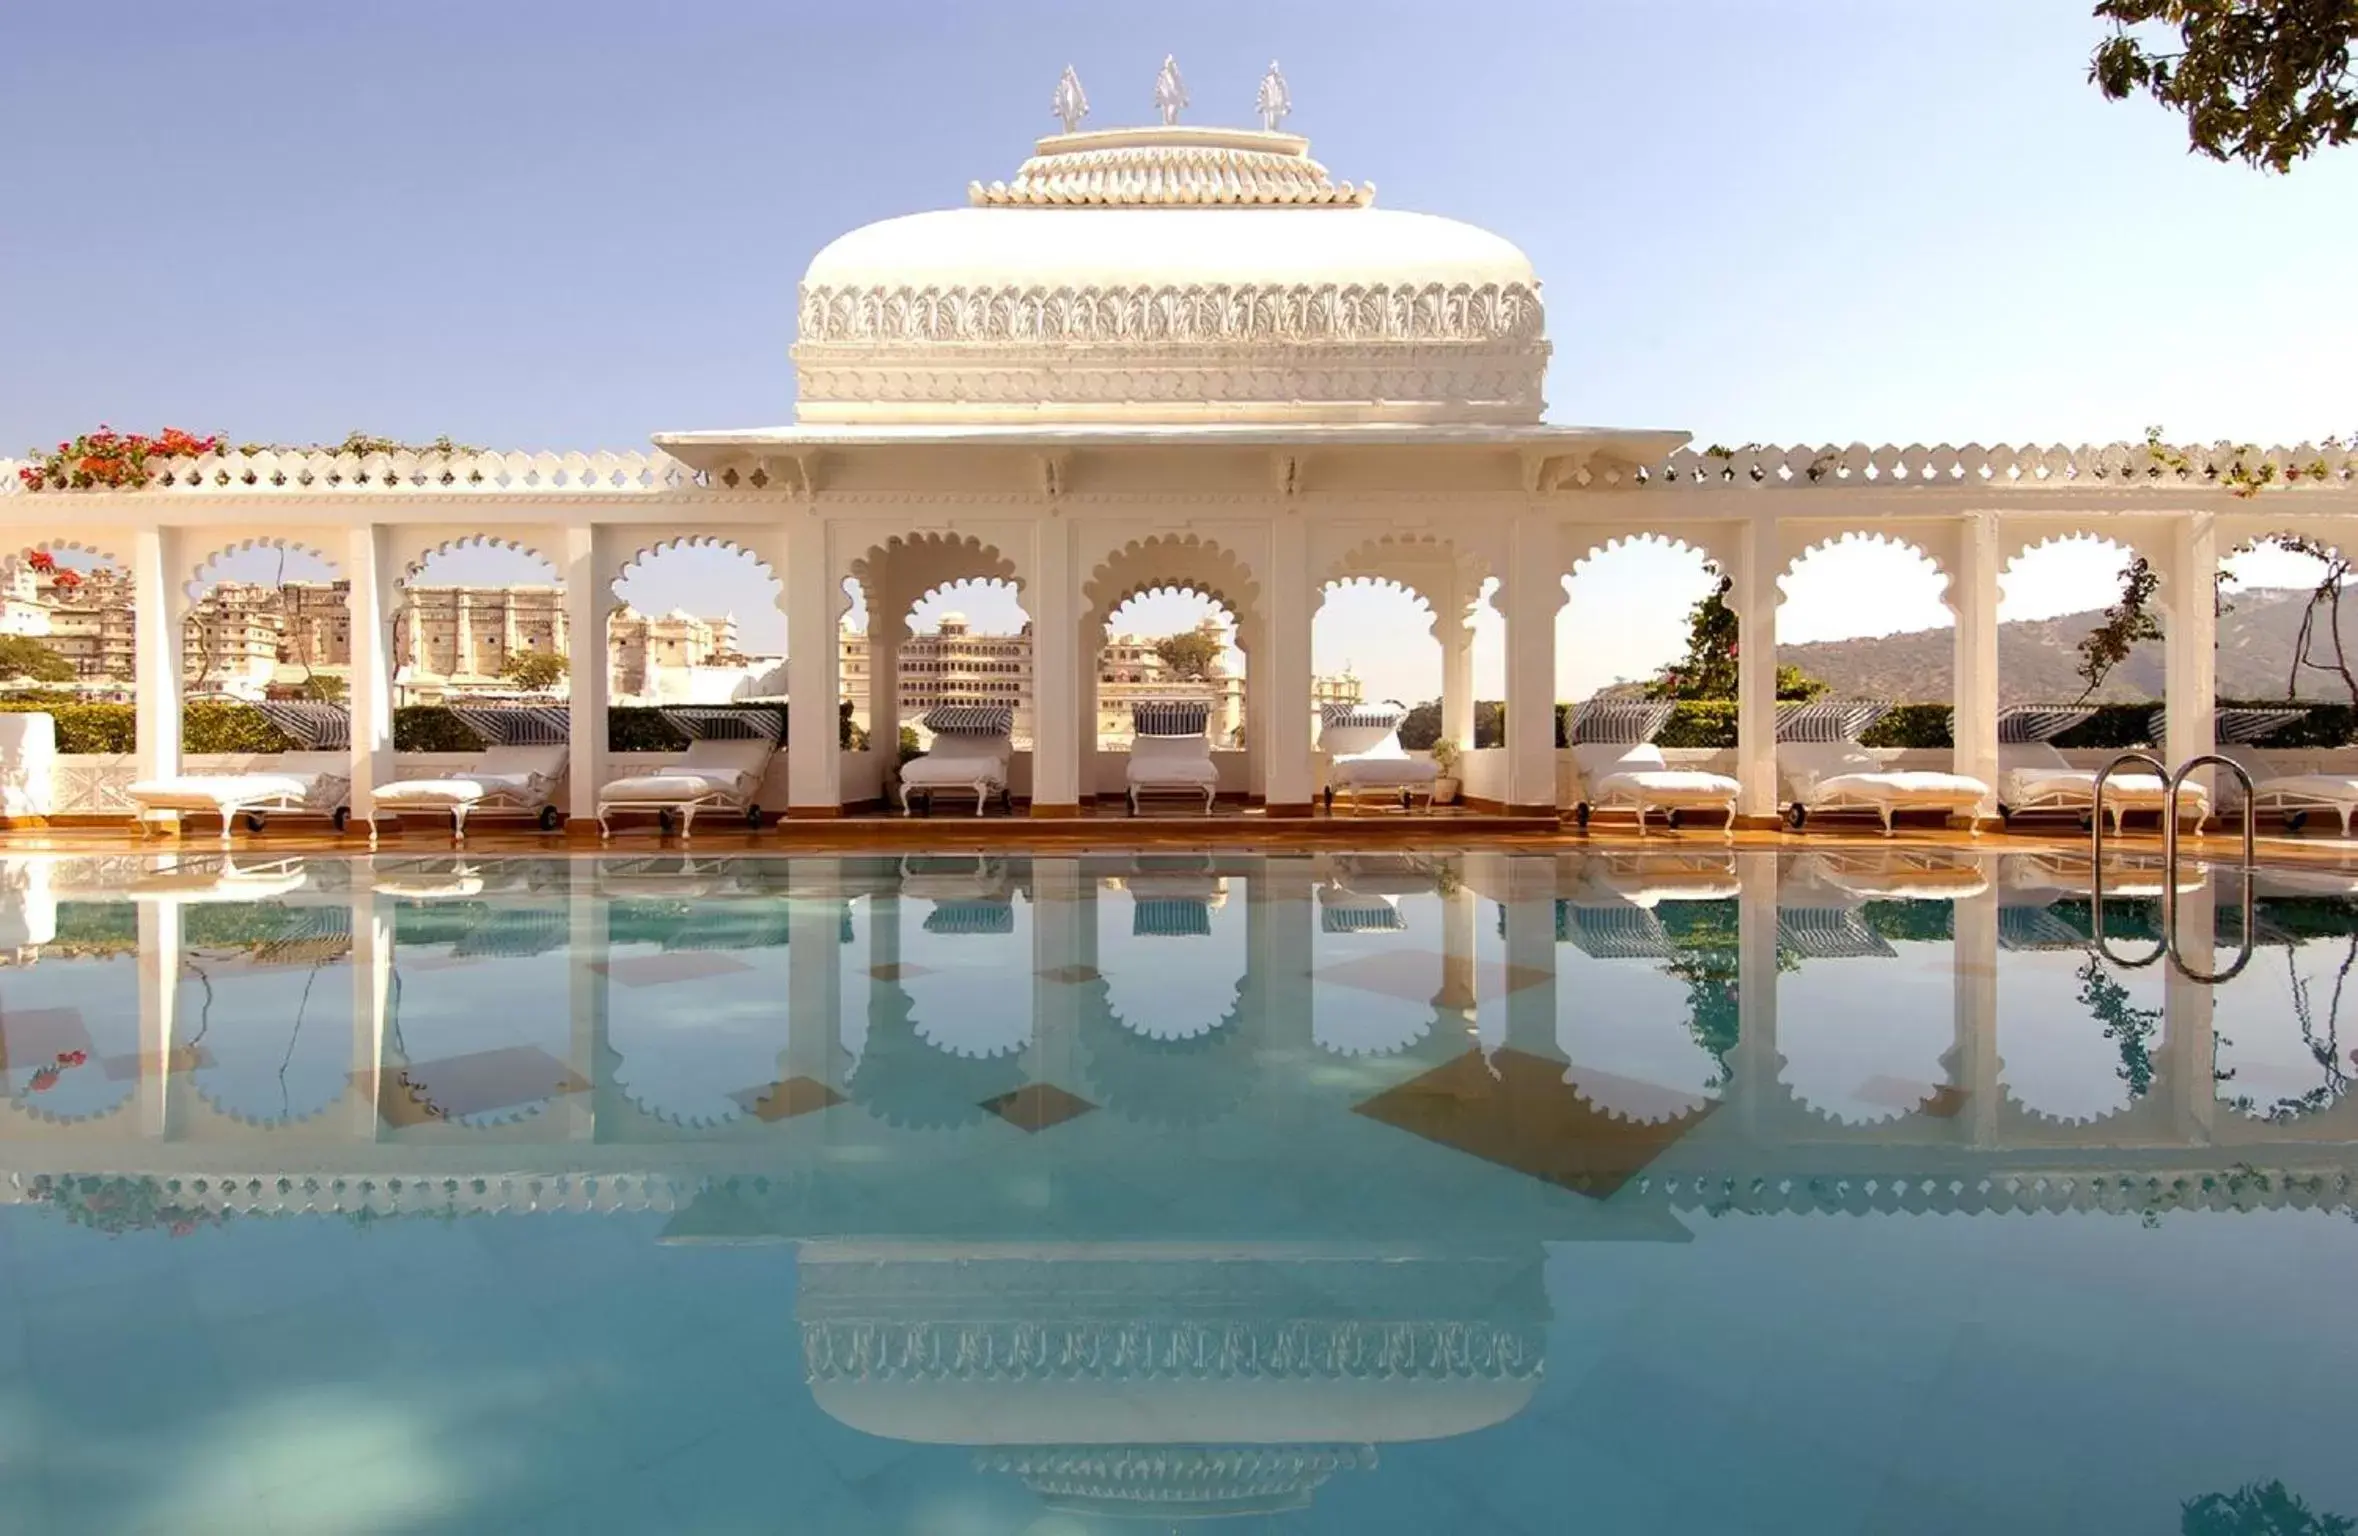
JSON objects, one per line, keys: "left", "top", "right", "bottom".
{"left": 2088, "top": 752, "right": 2256, "bottom": 983}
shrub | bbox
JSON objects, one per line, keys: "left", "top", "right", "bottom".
{"left": 1657, "top": 701, "right": 1736, "bottom": 748}
{"left": 1861, "top": 704, "right": 1953, "bottom": 749}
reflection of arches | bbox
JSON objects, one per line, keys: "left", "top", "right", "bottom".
{"left": 1078, "top": 982, "right": 1254, "bottom": 1127}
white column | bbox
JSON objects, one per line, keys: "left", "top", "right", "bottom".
{"left": 867, "top": 623, "right": 899, "bottom": 766}
{"left": 2165, "top": 511, "right": 2219, "bottom": 785}
{"left": 1265, "top": 520, "right": 1314, "bottom": 814}
{"left": 786, "top": 517, "right": 842, "bottom": 815}
{"left": 1077, "top": 637, "right": 1101, "bottom": 804}
{"left": 1731, "top": 518, "right": 1780, "bottom": 821}
{"left": 1440, "top": 611, "right": 1474, "bottom": 754}
{"left": 133, "top": 526, "right": 185, "bottom": 790}
{"left": 561, "top": 525, "right": 610, "bottom": 827}
{"left": 347, "top": 526, "right": 396, "bottom": 829}
{"left": 1501, "top": 518, "right": 1559, "bottom": 814}
{"left": 1950, "top": 511, "right": 2000, "bottom": 821}
{"left": 1029, "top": 521, "right": 1081, "bottom": 814}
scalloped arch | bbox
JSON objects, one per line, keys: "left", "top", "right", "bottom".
{"left": 1324, "top": 531, "right": 1484, "bottom": 617}
{"left": 9, "top": 536, "right": 129, "bottom": 571}
{"left": 1083, "top": 534, "right": 1262, "bottom": 630}
{"left": 1568, "top": 530, "right": 1728, "bottom": 578}
{"left": 399, "top": 532, "right": 560, "bottom": 583}
{"left": 851, "top": 532, "right": 1024, "bottom": 634}
{"left": 1780, "top": 530, "right": 1954, "bottom": 611}
{"left": 611, "top": 534, "right": 782, "bottom": 593}
{"left": 182, "top": 536, "right": 345, "bottom": 605}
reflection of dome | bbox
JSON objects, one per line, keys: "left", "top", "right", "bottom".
{"left": 794, "top": 125, "right": 1547, "bottom": 428}
{"left": 799, "top": 1248, "right": 1545, "bottom": 1520}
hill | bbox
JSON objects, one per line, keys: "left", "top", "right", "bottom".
{"left": 1771, "top": 587, "right": 2351, "bottom": 705}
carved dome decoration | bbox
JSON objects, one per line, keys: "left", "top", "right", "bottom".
{"left": 967, "top": 126, "right": 1373, "bottom": 207}
{"left": 793, "top": 122, "right": 1549, "bottom": 427}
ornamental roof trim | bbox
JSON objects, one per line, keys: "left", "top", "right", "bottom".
{"left": 968, "top": 125, "right": 1373, "bottom": 209}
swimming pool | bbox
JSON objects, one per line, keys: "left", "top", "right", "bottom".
{"left": 2, "top": 846, "right": 2355, "bottom": 1533}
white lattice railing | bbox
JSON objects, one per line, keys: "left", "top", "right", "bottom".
{"left": 1624, "top": 440, "right": 2358, "bottom": 492}
{"left": 1, "top": 449, "right": 699, "bottom": 496}
{"left": 3, "top": 440, "right": 2354, "bottom": 497}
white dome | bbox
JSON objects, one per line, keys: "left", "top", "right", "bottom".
{"left": 792, "top": 126, "right": 1550, "bottom": 428}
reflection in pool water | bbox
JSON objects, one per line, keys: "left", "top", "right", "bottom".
{"left": 3, "top": 846, "right": 2358, "bottom": 1532}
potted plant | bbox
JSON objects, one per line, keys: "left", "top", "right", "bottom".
{"left": 1429, "top": 738, "right": 1463, "bottom": 805}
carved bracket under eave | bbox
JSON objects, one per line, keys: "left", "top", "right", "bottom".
{"left": 1037, "top": 452, "right": 1070, "bottom": 507}
{"left": 1273, "top": 452, "right": 1301, "bottom": 499}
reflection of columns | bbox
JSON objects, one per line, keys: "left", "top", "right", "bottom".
{"left": 1951, "top": 874, "right": 1999, "bottom": 1145}
{"left": 133, "top": 526, "right": 185, "bottom": 790}
{"left": 1437, "top": 867, "right": 1477, "bottom": 1019}
{"left": 566, "top": 869, "right": 608, "bottom": 1140}
{"left": 2164, "top": 879, "right": 2217, "bottom": 1143}
{"left": 1502, "top": 519, "right": 1559, "bottom": 814}
{"left": 2164, "top": 512, "right": 2219, "bottom": 789}
{"left": 1030, "top": 521, "right": 1081, "bottom": 814}
{"left": 348, "top": 526, "right": 396, "bottom": 827}
{"left": 1731, "top": 518, "right": 1780, "bottom": 821}
{"left": 1265, "top": 521, "right": 1314, "bottom": 814}
{"left": 136, "top": 899, "right": 181, "bottom": 1139}
{"left": 562, "top": 525, "right": 611, "bottom": 827}
{"left": 1440, "top": 613, "right": 1474, "bottom": 755}
{"left": 1249, "top": 855, "right": 1315, "bottom": 1046}
{"left": 1501, "top": 855, "right": 1558, "bottom": 1056}
{"left": 1951, "top": 512, "right": 2000, "bottom": 821}
{"left": 786, "top": 518, "right": 843, "bottom": 815}
{"left": 352, "top": 896, "right": 393, "bottom": 1138}
{"left": 1733, "top": 857, "right": 1780, "bottom": 1136}
{"left": 1029, "top": 859, "right": 1088, "bottom": 1084}
{"left": 787, "top": 866, "right": 847, "bottom": 1093}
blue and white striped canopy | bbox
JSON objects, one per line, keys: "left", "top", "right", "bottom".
{"left": 922, "top": 705, "right": 1014, "bottom": 736}
{"left": 254, "top": 700, "right": 350, "bottom": 750}
{"left": 658, "top": 705, "right": 786, "bottom": 744}
{"left": 2148, "top": 705, "right": 2308, "bottom": 745}
{"left": 923, "top": 900, "right": 1016, "bottom": 935}
{"left": 449, "top": 703, "right": 571, "bottom": 747}
{"left": 1132, "top": 897, "right": 1214, "bottom": 937}
{"left": 1131, "top": 701, "right": 1212, "bottom": 737}
{"left": 1319, "top": 700, "right": 1408, "bottom": 730}
{"left": 1998, "top": 707, "right": 2097, "bottom": 744}
{"left": 1567, "top": 698, "right": 1676, "bottom": 746}
{"left": 1775, "top": 700, "right": 1892, "bottom": 744}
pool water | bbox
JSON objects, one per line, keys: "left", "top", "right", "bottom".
{"left": 2, "top": 847, "right": 2356, "bottom": 1534}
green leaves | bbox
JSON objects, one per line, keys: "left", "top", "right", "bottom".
{"left": 2092, "top": 1, "right": 2358, "bottom": 173}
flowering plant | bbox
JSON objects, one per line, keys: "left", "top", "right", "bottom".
{"left": 17, "top": 426, "right": 224, "bottom": 492}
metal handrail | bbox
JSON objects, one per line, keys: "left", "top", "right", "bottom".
{"left": 2161, "top": 754, "right": 2256, "bottom": 984}
{"left": 2089, "top": 751, "right": 2170, "bottom": 968}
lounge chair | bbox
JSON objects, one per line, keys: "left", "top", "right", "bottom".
{"left": 1566, "top": 699, "right": 1738, "bottom": 833}
{"left": 900, "top": 706, "right": 1014, "bottom": 816}
{"left": 127, "top": 701, "right": 353, "bottom": 841}
{"left": 596, "top": 705, "right": 781, "bottom": 839}
{"left": 2200, "top": 714, "right": 2357, "bottom": 835}
{"left": 1125, "top": 701, "right": 1219, "bottom": 815}
{"left": 1993, "top": 706, "right": 2205, "bottom": 831}
{"left": 1778, "top": 701, "right": 1989, "bottom": 835}
{"left": 1318, "top": 701, "right": 1437, "bottom": 813}
{"left": 369, "top": 704, "right": 570, "bottom": 842}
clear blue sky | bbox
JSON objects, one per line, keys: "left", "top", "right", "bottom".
{"left": 5, "top": 1, "right": 2352, "bottom": 701}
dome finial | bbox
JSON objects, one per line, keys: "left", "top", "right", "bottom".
{"left": 1051, "top": 64, "right": 1089, "bottom": 134}
{"left": 1153, "top": 55, "right": 1188, "bottom": 125}
{"left": 1257, "top": 60, "right": 1291, "bottom": 132}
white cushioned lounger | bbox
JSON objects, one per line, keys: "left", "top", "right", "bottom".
{"left": 375, "top": 744, "right": 570, "bottom": 839}
{"left": 1781, "top": 741, "right": 1988, "bottom": 835}
{"left": 1319, "top": 702, "right": 1436, "bottom": 813}
{"left": 598, "top": 739, "right": 774, "bottom": 838}
{"left": 2206, "top": 745, "right": 2358, "bottom": 836}
{"left": 900, "top": 706, "right": 1014, "bottom": 816}
{"left": 129, "top": 752, "right": 353, "bottom": 842}
{"left": 1997, "top": 740, "right": 2205, "bottom": 831}
{"left": 1126, "top": 702, "right": 1218, "bottom": 815}
{"left": 1576, "top": 742, "right": 1738, "bottom": 833}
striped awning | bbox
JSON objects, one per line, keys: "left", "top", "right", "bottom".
{"left": 449, "top": 907, "right": 570, "bottom": 959}
{"left": 1131, "top": 700, "right": 1212, "bottom": 737}
{"left": 923, "top": 900, "right": 1016, "bottom": 935}
{"left": 1556, "top": 902, "right": 1675, "bottom": 960}
{"left": 1998, "top": 706, "right": 2097, "bottom": 744}
{"left": 2148, "top": 705, "right": 2308, "bottom": 745}
{"left": 1319, "top": 700, "right": 1409, "bottom": 730}
{"left": 254, "top": 700, "right": 350, "bottom": 750}
{"left": 658, "top": 705, "right": 786, "bottom": 744}
{"left": 921, "top": 705, "right": 1014, "bottom": 736}
{"left": 1999, "top": 905, "right": 2094, "bottom": 952}
{"left": 1132, "top": 897, "right": 1213, "bottom": 937}
{"left": 449, "top": 703, "right": 571, "bottom": 746}
{"left": 1775, "top": 700, "right": 1892, "bottom": 744}
{"left": 1567, "top": 698, "right": 1676, "bottom": 746}
{"left": 1321, "top": 902, "right": 1406, "bottom": 934}
{"left": 1776, "top": 907, "right": 1897, "bottom": 959}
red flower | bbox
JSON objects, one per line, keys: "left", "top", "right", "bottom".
{"left": 56, "top": 1049, "right": 86, "bottom": 1067}
{"left": 28, "top": 1067, "right": 59, "bottom": 1092}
